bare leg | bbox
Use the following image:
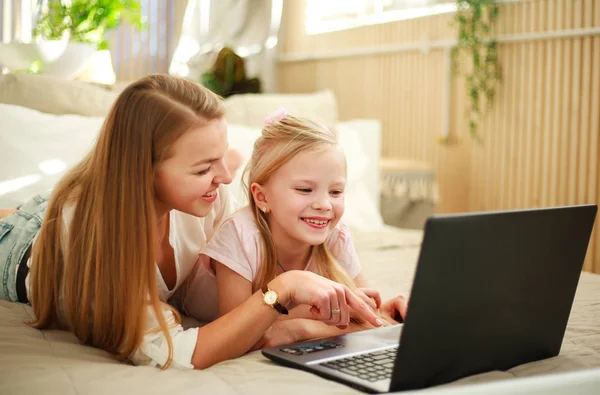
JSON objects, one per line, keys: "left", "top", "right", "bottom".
{"left": 0, "top": 209, "right": 17, "bottom": 219}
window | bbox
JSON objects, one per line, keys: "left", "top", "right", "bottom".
{"left": 305, "top": 0, "right": 457, "bottom": 35}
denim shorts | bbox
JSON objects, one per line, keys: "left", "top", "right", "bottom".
{"left": 0, "top": 192, "right": 50, "bottom": 302}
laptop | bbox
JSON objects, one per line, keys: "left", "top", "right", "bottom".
{"left": 262, "top": 205, "right": 598, "bottom": 393}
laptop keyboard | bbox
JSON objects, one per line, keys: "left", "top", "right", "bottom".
{"left": 319, "top": 347, "right": 398, "bottom": 382}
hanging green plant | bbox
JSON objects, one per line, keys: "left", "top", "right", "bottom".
{"left": 451, "top": 0, "right": 501, "bottom": 141}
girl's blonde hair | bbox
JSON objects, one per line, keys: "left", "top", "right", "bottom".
{"left": 28, "top": 74, "right": 224, "bottom": 369}
{"left": 244, "top": 115, "right": 358, "bottom": 295}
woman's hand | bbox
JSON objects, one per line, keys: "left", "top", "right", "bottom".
{"left": 270, "top": 271, "right": 383, "bottom": 330}
{"left": 379, "top": 295, "right": 409, "bottom": 324}
{"left": 250, "top": 319, "right": 307, "bottom": 351}
{"left": 190, "top": 271, "right": 383, "bottom": 369}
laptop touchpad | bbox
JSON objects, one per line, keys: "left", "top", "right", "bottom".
{"left": 347, "top": 324, "right": 403, "bottom": 345}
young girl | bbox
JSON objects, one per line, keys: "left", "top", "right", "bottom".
{"left": 0, "top": 76, "right": 382, "bottom": 371}
{"left": 201, "top": 109, "right": 406, "bottom": 347}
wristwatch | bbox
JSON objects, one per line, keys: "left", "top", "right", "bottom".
{"left": 261, "top": 285, "right": 289, "bottom": 315}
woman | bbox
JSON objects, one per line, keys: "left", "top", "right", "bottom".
{"left": 0, "top": 74, "right": 381, "bottom": 371}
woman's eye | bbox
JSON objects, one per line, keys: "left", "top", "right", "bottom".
{"left": 196, "top": 168, "right": 210, "bottom": 176}
{"left": 296, "top": 188, "right": 311, "bottom": 193}
{"left": 330, "top": 190, "right": 343, "bottom": 196}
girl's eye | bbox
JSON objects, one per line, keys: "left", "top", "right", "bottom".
{"left": 296, "top": 188, "right": 311, "bottom": 193}
{"left": 330, "top": 190, "right": 343, "bottom": 196}
{"left": 196, "top": 168, "right": 210, "bottom": 176}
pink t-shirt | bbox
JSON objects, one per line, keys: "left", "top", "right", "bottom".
{"left": 201, "top": 206, "right": 362, "bottom": 282}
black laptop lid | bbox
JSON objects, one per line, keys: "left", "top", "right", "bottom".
{"left": 391, "top": 205, "right": 597, "bottom": 392}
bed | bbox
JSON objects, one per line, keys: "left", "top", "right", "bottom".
{"left": 1, "top": 225, "right": 600, "bottom": 395}
{"left": 1, "top": 73, "right": 599, "bottom": 394}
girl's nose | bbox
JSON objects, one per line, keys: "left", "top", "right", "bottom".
{"left": 311, "top": 193, "right": 332, "bottom": 211}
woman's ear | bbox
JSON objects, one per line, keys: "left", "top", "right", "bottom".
{"left": 250, "top": 182, "right": 268, "bottom": 209}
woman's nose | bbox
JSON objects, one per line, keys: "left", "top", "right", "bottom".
{"left": 214, "top": 160, "right": 232, "bottom": 185}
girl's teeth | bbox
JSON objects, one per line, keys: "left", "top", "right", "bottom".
{"left": 305, "top": 219, "right": 327, "bottom": 225}
{"left": 203, "top": 190, "right": 216, "bottom": 197}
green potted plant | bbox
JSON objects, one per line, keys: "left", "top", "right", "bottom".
{"left": 33, "top": 0, "right": 146, "bottom": 50}
{"left": 24, "top": 0, "right": 147, "bottom": 82}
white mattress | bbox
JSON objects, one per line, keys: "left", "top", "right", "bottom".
{"left": 1, "top": 226, "right": 599, "bottom": 395}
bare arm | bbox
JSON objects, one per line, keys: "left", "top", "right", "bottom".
{"left": 214, "top": 261, "right": 351, "bottom": 349}
{"left": 252, "top": 271, "right": 382, "bottom": 349}
{"left": 192, "top": 289, "right": 281, "bottom": 368}
{"left": 190, "top": 270, "right": 383, "bottom": 369}
{"left": 254, "top": 315, "right": 375, "bottom": 351}
{"left": 215, "top": 260, "right": 254, "bottom": 316}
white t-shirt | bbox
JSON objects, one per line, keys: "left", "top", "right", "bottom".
{"left": 26, "top": 184, "right": 235, "bottom": 369}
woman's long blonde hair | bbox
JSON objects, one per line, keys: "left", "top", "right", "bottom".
{"left": 245, "top": 115, "right": 358, "bottom": 295}
{"left": 28, "top": 74, "right": 224, "bottom": 368}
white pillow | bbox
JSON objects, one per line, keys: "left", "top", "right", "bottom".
{"left": 226, "top": 124, "right": 262, "bottom": 206}
{"left": 0, "top": 105, "right": 259, "bottom": 208}
{"left": 224, "top": 90, "right": 338, "bottom": 130}
{"left": 0, "top": 73, "right": 119, "bottom": 117}
{"left": 0, "top": 104, "right": 103, "bottom": 207}
{"left": 0, "top": 104, "right": 384, "bottom": 233}
{"left": 336, "top": 121, "right": 384, "bottom": 232}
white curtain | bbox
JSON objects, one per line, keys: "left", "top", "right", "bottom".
{"left": 169, "top": 0, "right": 283, "bottom": 93}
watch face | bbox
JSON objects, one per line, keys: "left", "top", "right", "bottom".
{"left": 264, "top": 290, "right": 278, "bottom": 305}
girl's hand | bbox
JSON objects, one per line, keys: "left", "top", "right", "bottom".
{"left": 379, "top": 295, "right": 409, "bottom": 324}
{"left": 357, "top": 287, "right": 382, "bottom": 310}
{"left": 270, "top": 271, "right": 383, "bottom": 330}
